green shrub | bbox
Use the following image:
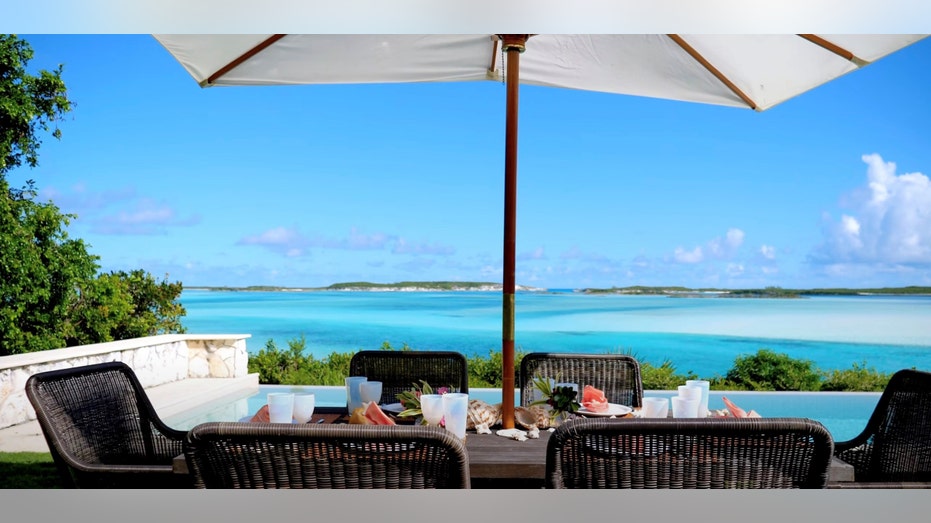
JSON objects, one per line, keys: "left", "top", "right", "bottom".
{"left": 246, "top": 337, "right": 892, "bottom": 393}
{"left": 821, "top": 362, "right": 891, "bottom": 391}
{"left": 724, "top": 349, "right": 822, "bottom": 391}
{"left": 467, "top": 348, "right": 525, "bottom": 388}
{"left": 640, "top": 359, "right": 693, "bottom": 390}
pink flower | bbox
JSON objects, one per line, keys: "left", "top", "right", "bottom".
{"left": 437, "top": 387, "right": 450, "bottom": 395}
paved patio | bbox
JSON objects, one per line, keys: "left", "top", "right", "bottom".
{"left": 0, "top": 374, "right": 259, "bottom": 453}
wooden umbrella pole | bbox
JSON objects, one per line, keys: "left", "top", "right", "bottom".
{"left": 500, "top": 34, "right": 528, "bottom": 429}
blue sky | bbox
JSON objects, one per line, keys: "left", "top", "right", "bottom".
{"left": 9, "top": 34, "right": 931, "bottom": 290}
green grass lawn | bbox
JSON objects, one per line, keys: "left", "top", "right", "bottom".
{"left": 0, "top": 452, "right": 63, "bottom": 488}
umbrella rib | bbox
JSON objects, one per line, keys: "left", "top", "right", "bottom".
{"left": 667, "top": 34, "right": 759, "bottom": 111}
{"left": 797, "top": 34, "right": 870, "bottom": 66}
{"left": 487, "top": 36, "right": 500, "bottom": 80}
{"left": 204, "top": 34, "right": 287, "bottom": 86}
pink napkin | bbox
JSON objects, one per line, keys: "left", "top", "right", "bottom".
{"left": 249, "top": 404, "right": 270, "bottom": 422}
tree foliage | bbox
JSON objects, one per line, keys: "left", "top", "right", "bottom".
{"left": 1, "top": 34, "right": 71, "bottom": 174}
{"left": 0, "top": 35, "right": 186, "bottom": 355}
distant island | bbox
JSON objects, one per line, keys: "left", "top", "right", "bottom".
{"left": 187, "top": 281, "right": 547, "bottom": 292}
{"left": 577, "top": 285, "right": 931, "bottom": 298}
{"left": 185, "top": 282, "right": 931, "bottom": 297}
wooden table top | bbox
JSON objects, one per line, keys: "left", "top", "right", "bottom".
{"left": 172, "top": 406, "right": 855, "bottom": 486}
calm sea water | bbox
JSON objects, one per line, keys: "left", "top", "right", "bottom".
{"left": 180, "top": 290, "right": 931, "bottom": 377}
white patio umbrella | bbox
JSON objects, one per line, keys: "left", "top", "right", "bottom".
{"left": 153, "top": 34, "right": 926, "bottom": 428}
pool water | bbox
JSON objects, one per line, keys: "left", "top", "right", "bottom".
{"left": 164, "top": 385, "right": 880, "bottom": 442}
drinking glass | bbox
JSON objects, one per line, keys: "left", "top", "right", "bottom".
{"left": 442, "top": 393, "right": 469, "bottom": 439}
{"left": 420, "top": 394, "right": 444, "bottom": 426}
{"left": 292, "top": 393, "right": 315, "bottom": 424}
{"left": 671, "top": 396, "right": 699, "bottom": 418}
{"left": 686, "top": 379, "right": 711, "bottom": 417}
{"left": 267, "top": 392, "right": 295, "bottom": 423}
{"left": 677, "top": 384, "right": 702, "bottom": 402}
{"left": 345, "top": 376, "right": 367, "bottom": 413}
{"left": 360, "top": 380, "right": 383, "bottom": 405}
{"left": 641, "top": 397, "right": 669, "bottom": 418}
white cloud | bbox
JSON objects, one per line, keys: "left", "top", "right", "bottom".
{"left": 812, "top": 154, "right": 931, "bottom": 265}
{"left": 518, "top": 246, "right": 546, "bottom": 261}
{"left": 707, "top": 228, "right": 745, "bottom": 258}
{"left": 239, "top": 227, "right": 308, "bottom": 256}
{"left": 91, "top": 198, "right": 201, "bottom": 235}
{"left": 674, "top": 246, "right": 703, "bottom": 264}
{"left": 726, "top": 263, "right": 744, "bottom": 276}
{"left": 726, "top": 228, "right": 745, "bottom": 248}
{"left": 241, "top": 227, "right": 301, "bottom": 246}
{"left": 674, "top": 228, "right": 744, "bottom": 264}
{"left": 760, "top": 245, "right": 776, "bottom": 260}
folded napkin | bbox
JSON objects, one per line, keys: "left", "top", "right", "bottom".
{"left": 719, "top": 396, "right": 761, "bottom": 418}
{"left": 249, "top": 405, "right": 270, "bottom": 422}
{"left": 581, "top": 385, "right": 609, "bottom": 412}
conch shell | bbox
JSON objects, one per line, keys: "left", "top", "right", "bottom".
{"left": 467, "top": 400, "right": 501, "bottom": 432}
{"left": 515, "top": 405, "right": 557, "bottom": 429}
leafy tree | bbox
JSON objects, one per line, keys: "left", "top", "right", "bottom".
{"left": 0, "top": 179, "right": 98, "bottom": 354}
{"left": 1, "top": 35, "right": 186, "bottom": 355}
{"left": 0, "top": 34, "right": 72, "bottom": 173}
{"left": 62, "top": 270, "right": 187, "bottom": 346}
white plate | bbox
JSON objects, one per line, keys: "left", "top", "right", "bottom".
{"left": 380, "top": 402, "right": 405, "bottom": 414}
{"left": 578, "top": 403, "right": 633, "bottom": 417}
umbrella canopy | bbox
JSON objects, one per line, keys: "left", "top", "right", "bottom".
{"left": 153, "top": 34, "right": 927, "bottom": 428}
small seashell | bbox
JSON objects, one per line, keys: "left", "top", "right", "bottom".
{"left": 496, "top": 428, "right": 528, "bottom": 442}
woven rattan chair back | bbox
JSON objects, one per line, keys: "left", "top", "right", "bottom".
{"left": 519, "top": 352, "right": 643, "bottom": 408}
{"left": 349, "top": 350, "right": 469, "bottom": 405}
{"left": 24, "top": 361, "right": 190, "bottom": 488}
{"left": 545, "top": 417, "right": 835, "bottom": 489}
{"left": 185, "top": 422, "right": 471, "bottom": 488}
{"left": 833, "top": 368, "right": 931, "bottom": 484}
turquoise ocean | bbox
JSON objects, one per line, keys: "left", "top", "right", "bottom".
{"left": 180, "top": 290, "right": 931, "bottom": 378}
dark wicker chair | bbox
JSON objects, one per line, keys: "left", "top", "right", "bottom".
{"left": 833, "top": 368, "right": 931, "bottom": 486}
{"left": 519, "top": 352, "right": 643, "bottom": 408}
{"left": 24, "top": 361, "right": 191, "bottom": 488}
{"left": 545, "top": 417, "right": 835, "bottom": 489}
{"left": 184, "top": 422, "right": 471, "bottom": 488}
{"left": 349, "top": 350, "right": 469, "bottom": 405}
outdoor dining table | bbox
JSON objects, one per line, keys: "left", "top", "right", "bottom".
{"left": 171, "top": 405, "right": 856, "bottom": 487}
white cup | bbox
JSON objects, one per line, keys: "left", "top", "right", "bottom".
{"left": 686, "top": 380, "right": 711, "bottom": 417}
{"left": 671, "top": 396, "right": 700, "bottom": 418}
{"left": 442, "top": 393, "right": 469, "bottom": 439}
{"left": 420, "top": 394, "right": 444, "bottom": 426}
{"left": 677, "top": 385, "right": 702, "bottom": 402}
{"left": 641, "top": 397, "right": 669, "bottom": 418}
{"left": 267, "top": 392, "right": 295, "bottom": 423}
{"left": 292, "top": 393, "right": 315, "bottom": 424}
{"left": 345, "top": 376, "right": 367, "bottom": 413}
{"left": 360, "top": 380, "right": 383, "bottom": 405}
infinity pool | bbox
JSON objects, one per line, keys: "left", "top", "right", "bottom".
{"left": 164, "top": 385, "right": 880, "bottom": 442}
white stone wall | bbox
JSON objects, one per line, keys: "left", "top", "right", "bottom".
{"left": 0, "top": 334, "right": 250, "bottom": 430}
